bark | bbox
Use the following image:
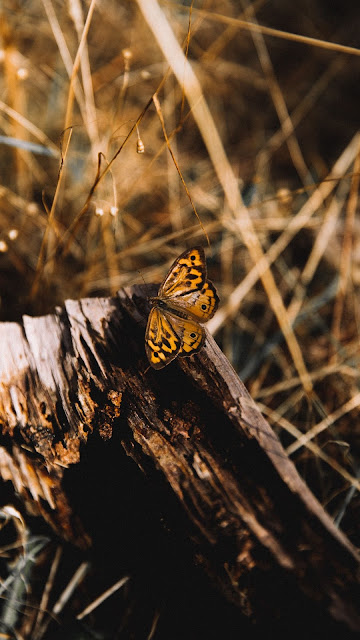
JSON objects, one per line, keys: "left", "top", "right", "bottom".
{"left": 0, "top": 284, "right": 359, "bottom": 632}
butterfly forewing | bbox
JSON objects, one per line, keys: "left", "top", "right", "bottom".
{"left": 145, "top": 307, "right": 181, "bottom": 369}
{"left": 159, "top": 247, "right": 206, "bottom": 298}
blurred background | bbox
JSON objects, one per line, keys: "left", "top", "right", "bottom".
{"left": 1, "top": 0, "right": 360, "bottom": 637}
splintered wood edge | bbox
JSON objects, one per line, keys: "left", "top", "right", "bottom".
{"left": 1, "top": 284, "right": 360, "bottom": 629}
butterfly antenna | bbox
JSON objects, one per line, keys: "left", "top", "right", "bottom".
{"left": 137, "top": 269, "right": 147, "bottom": 286}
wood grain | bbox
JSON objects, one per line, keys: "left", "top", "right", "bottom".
{"left": 0, "top": 283, "right": 359, "bottom": 632}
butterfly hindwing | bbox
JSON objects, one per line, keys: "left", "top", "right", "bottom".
{"left": 173, "top": 280, "right": 219, "bottom": 322}
{"left": 166, "top": 313, "right": 205, "bottom": 356}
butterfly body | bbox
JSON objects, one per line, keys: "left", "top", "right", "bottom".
{"left": 145, "top": 247, "right": 219, "bottom": 369}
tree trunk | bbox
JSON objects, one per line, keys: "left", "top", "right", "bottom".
{"left": 0, "top": 284, "right": 359, "bottom": 633}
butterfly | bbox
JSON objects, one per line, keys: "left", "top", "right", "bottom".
{"left": 145, "top": 247, "right": 219, "bottom": 369}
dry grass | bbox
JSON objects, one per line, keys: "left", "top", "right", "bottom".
{"left": 1, "top": 0, "right": 360, "bottom": 637}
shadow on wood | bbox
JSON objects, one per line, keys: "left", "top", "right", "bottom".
{"left": 0, "top": 284, "right": 360, "bottom": 636}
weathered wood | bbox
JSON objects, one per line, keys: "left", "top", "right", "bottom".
{"left": 0, "top": 284, "right": 360, "bottom": 632}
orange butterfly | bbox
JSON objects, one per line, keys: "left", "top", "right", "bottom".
{"left": 145, "top": 247, "right": 219, "bottom": 369}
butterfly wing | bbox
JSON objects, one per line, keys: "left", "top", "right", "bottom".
{"left": 145, "top": 307, "right": 181, "bottom": 369}
{"left": 158, "top": 247, "right": 219, "bottom": 322}
{"left": 159, "top": 247, "right": 206, "bottom": 298}
{"left": 166, "top": 313, "right": 205, "bottom": 356}
{"left": 173, "top": 280, "right": 219, "bottom": 322}
{"left": 145, "top": 307, "right": 205, "bottom": 368}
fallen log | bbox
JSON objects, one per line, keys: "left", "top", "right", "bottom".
{"left": 0, "top": 284, "right": 359, "bottom": 634}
